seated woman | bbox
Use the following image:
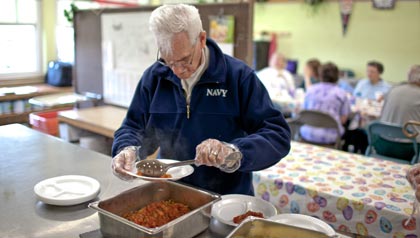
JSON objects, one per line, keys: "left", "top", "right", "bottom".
{"left": 300, "top": 62, "right": 351, "bottom": 144}
{"left": 257, "top": 53, "right": 295, "bottom": 98}
{"left": 302, "top": 58, "right": 321, "bottom": 90}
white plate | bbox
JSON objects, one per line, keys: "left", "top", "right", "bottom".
{"left": 269, "top": 214, "right": 336, "bottom": 236}
{"left": 211, "top": 194, "right": 277, "bottom": 227}
{"left": 127, "top": 159, "right": 194, "bottom": 181}
{"left": 34, "top": 175, "right": 100, "bottom": 206}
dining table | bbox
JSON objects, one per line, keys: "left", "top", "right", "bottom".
{"left": 272, "top": 92, "right": 383, "bottom": 125}
{"left": 57, "top": 105, "right": 127, "bottom": 139}
{"left": 349, "top": 98, "right": 384, "bottom": 129}
{"left": 0, "top": 124, "right": 218, "bottom": 238}
{"left": 271, "top": 91, "right": 304, "bottom": 117}
{"left": 253, "top": 141, "right": 419, "bottom": 238}
{"left": 2, "top": 124, "right": 414, "bottom": 238}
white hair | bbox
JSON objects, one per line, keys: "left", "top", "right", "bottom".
{"left": 408, "top": 65, "right": 420, "bottom": 84}
{"left": 269, "top": 53, "right": 286, "bottom": 69}
{"left": 149, "top": 4, "right": 203, "bottom": 57}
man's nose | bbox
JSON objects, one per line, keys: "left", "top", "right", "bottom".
{"left": 172, "top": 66, "right": 186, "bottom": 75}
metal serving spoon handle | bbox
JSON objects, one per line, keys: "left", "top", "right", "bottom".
{"left": 136, "top": 159, "right": 195, "bottom": 177}
{"left": 165, "top": 159, "right": 196, "bottom": 169}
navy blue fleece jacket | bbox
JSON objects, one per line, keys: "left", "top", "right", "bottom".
{"left": 112, "top": 39, "right": 291, "bottom": 195}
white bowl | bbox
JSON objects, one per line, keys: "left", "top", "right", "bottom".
{"left": 211, "top": 194, "right": 277, "bottom": 226}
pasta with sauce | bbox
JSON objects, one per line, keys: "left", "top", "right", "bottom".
{"left": 123, "top": 200, "right": 190, "bottom": 228}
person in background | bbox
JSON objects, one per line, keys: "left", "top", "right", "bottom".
{"left": 407, "top": 164, "right": 420, "bottom": 202}
{"left": 302, "top": 58, "right": 321, "bottom": 90}
{"left": 257, "top": 53, "right": 296, "bottom": 98}
{"left": 353, "top": 61, "right": 391, "bottom": 100}
{"left": 380, "top": 65, "right": 420, "bottom": 125}
{"left": 343, "top": 62, "right": 390, "bottom": 154}
{"left": 300, "top": 62, "right": 351, "bottom": 144}
{"left": 111, "top": 4, "right": 291, "bottom": 195}
{"left": 337, "top": 70, "right": 355, "bottom": 94}
{"left": 338, "top": 79, "right": 355, "bottom": 95}
{"left": 380, "top": 65, "right": 420, "bottom": 141}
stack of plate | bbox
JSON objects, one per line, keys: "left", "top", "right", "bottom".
{"left": 210, "top": 194, "right": 335, "bottom": 237}
{"left": 210, "top": 194, "right": 277, "bottom": 236}
{"left": 34, "top": 175, "right": 100, "bottom": 206}
{"left": 269, "top": 214, "right": 336, "bottom": 236}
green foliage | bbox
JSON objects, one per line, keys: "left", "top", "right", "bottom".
{"left": 304, "top": 0, "right": 324, "bottom": 6}
{"left": 304, "top": 0, "right": 324, "bottom": 14}
{"left": 64, "top": 3, "right": 79, "bottom": 23}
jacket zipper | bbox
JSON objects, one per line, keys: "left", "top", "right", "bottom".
{"left": 180, "top": 79, "right": 221, "bottom": 120}
{"left": 186, "top": 81, "right": 222, "bottom": 119}
{"left": 183, "top": 89, "right": 190, "bottom": 119}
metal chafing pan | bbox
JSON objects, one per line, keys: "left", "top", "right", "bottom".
{"left": 226, "top": 217, "right": 333, "bottom": 238}
{"left": 89, "top": 181, "right": 221, "bottom": 238}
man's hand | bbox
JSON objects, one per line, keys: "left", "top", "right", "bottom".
{"left": 195, "top": 139, "right": 232, "bottom": 167}
{"left": 111, "top": 146, "right": 137, "bottom": 181}
{"left": 407, "top": 164, "right": 420, "bottom": 202}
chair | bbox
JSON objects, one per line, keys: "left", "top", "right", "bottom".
{"left": 365, "top": 121, "right": 419, "bottom": 165}
{"left": 403, "top": 120, "right": 420, "bottom": 139}
{"left": 287, "top": 110, "right": 342, "bottom": 149}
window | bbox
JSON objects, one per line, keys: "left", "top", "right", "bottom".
{"left": 56, "top": 0, "right": 139, "bottom": 63}
{"left": 56, "top": 0, "right": 103, "bottom": 63}
{"left": 56, "top": 0, "right": 76, "bottom": 63}
{"left": 0, "top": 0, "right": 41, "bottom": 78}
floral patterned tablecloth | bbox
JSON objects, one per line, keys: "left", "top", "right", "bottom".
{"left": 253, "top": 142, "right": 419, "bottom": 238}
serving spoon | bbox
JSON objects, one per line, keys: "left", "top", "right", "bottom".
{"left": 136, "top": 159, "right": 196, "bottom": 177}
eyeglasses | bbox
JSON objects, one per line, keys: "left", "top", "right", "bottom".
{"left": 157, "top": 41, "right": 198, "bottom": 69}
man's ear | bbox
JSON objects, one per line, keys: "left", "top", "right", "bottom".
{"left": 199, "top": 31, "right": 207, "bottom": 48}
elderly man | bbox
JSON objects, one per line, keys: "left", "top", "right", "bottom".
{"left": 257, "top": 53, "right": 296, "bottom": 98}
{"left": 111, "top": 4, "right": 291, "bottom": 195}
{"left": 353, "top": 61, "right": 391, "bottom": 100}
{"left": 381, "top": 65, "right": 420, "bottom": 141}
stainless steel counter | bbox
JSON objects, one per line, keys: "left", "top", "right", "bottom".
{"left": 0, "top": 124, "right": 217, "bottom": 238}
{"left": 1, "top": 124, "right": 359, "bottom": 238}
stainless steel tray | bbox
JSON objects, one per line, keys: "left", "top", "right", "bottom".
{"left": 89, "top": 181, "right": 221, "bottom": 238}
{"left": 226, "top": 217, "right": 332, "bottom": 238}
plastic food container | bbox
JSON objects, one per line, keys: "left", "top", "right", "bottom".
{"left": 29, "top": 111, "right": 59, "bottom": 136}
{"left": 89, "top": 181, "right": 221, "bottom": 238}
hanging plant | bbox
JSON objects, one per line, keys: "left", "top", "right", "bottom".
{"left": 304, "top": 0, "right": 325, "bottom": 13}
{"left": 64, "top": 3, "right": 79, "bottom": 23}
{"left": 304, "top": 0, "right": 324, "bottom": 6}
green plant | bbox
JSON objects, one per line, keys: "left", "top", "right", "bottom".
{"left": 304, "top": 0, "right": 324, "bottom": 6}
{"left": 64, "top": 3, "right": 79, "bottom": 23}
{"left": 304, "top": 0, "right": 324, "bottom": 13}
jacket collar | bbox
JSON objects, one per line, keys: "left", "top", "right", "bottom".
{"left": 152, "top": 38, "right": 227, "bottom": 86}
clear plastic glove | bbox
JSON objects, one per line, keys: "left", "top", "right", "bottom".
{"left": 195, "top": 139, "right": 242, "bottom": 173}
{"left": 405, "top": 164, "right": 420, "bottom": 227}
{"left": 111, "top": 146, "right": 138, "bottom": 181}
{"left": 407, "top": 164, "right": 420, "bottom": 202}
